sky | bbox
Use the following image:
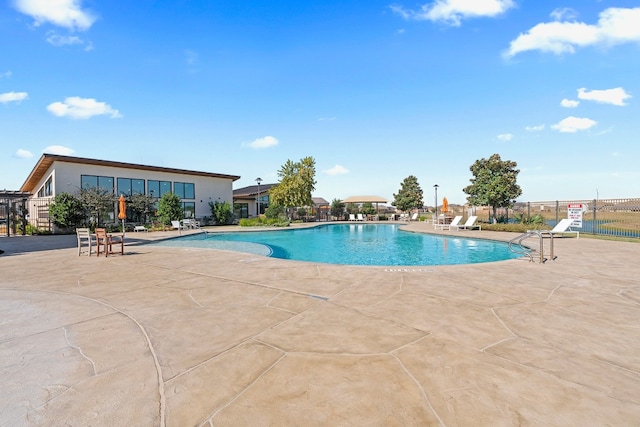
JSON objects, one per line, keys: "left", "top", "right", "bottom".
{"left": 1, "top": 0, "right": 639, "bottom": 205}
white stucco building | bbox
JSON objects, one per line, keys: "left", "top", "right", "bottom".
{"left": 19, "top": 154, "right": 240, "bottom": 232}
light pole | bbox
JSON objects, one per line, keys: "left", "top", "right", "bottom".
{"left": 255, "top": 177, "right": 263, "bottom": 216}
{"left": 434, "top": 184, "right": 439, "bottom": 220}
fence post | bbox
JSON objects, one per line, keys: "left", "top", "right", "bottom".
{"left": 555, "top": 200, "right": 559, "bottom": 224}
{"left": 592, "top": 199, "right": 597, "bottom": 235}
{"left": 527, "top": 202, "right": 530, "bottom": 222}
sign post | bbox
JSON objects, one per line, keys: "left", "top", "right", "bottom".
{"left": 567, "top": 203, "right": 583, "bottom": 228}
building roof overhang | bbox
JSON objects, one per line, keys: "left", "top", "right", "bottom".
{"left": 20, "top": 154, "right": 241, "bottom": 193}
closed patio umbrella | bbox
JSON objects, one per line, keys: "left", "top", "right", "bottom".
{"left": 442, "top": 197, "right": 449, "bottom": 213}
{"left": 118, "top": 194, "right": 126, "bottom": 234}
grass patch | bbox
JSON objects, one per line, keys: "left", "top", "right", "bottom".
{"left": 579, "top": 234, "right": 640, "bottom": 243}
{"left": 481, "top": 223, "right": 550, "bottom": 233}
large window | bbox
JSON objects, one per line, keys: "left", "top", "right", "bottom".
{"left": 174, "top": 182, "right": 195, "bottom": 199}
{"left": 117, "top": 178, "right": 145, "bottom": 196}
{"left": 148, "top": 180, "right": 172, "bottom": 198}
{"left": 37, "top": 176, "right": 53, "bottom": 197}
{"left": 182, "top": 202, "right": 195, "bottom": 218}
{"left": 81, "top": 175, "right": 114, "bottom": 192}
{"left": 234, "top": 203, "right": 248, "bottom": 219}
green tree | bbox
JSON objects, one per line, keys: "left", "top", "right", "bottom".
{"left": 49, "top": 192, "right": 86, "bottom": 229}
{"left": 330, "top": 198, "right": 345, "bottom": 220}
{"left": 157, "top": 192, "right": 183, "bottom": 226}
{"left": 463, "top": 153, "right": 522, "bottom": 223}
{"left": 127, "top": 192, "right": 156, "bottom": 223}
{"left": 361, "top": 202, "right": 376, "bottom": 215}
{"left": 269, "top": 156, "right": 317, "bottom": 218}
{"left": 392, "top": 175, "right": 424, "bottom": 212}
{"left": 78, "top": 187, "right": 115, "bottom": 227}
{"left": 264, "top": 202, "right": 285, "bottom": 219}
{"left": 209, "top": 200, "right": 234, "bottom": 225}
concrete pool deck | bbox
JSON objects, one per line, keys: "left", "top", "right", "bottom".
{"left": 1, "top": 222, "right": 639, "bottom": 426}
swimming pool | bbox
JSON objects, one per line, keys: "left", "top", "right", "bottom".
{"left": 151, "top": 223, "right": 521, "bottom": 266}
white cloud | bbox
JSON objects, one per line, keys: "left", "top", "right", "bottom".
{"left": 43, "top": 145, "right": 75, "bottom": 155}
{"left": 551, "top": 116, "right": 597, "bottom": 133}
{"left": 560, "top": 98, "right": 579, "bottom": 108}
{"left": 324, "top": 165, "right": 350, "bottom": 176}
{"left": 525, "top": 124, "right": 545, "bottom": 132}
{"left": 0, "top": 91, "right": 28, "bottom": 104}
{"left": 550, "top": 8, "right": 578, "bottom": 22}
{"left": 391, "top": 0, "right": 515, "bottom": 26}
{"left": 0, "top": 71, "right": 12, "bottom": 79}
{"left": 497, "top": 133, "right": 513, "bottom": 141}
{"left": 46, "top": 31, "right": 83, "bottom": 46}
{"left": 504, "top": 7, "right": 640, "bottom": 57}
{"left": 15, "top": 149, "right": 33, "bottom": 158}
{"left": 577, "top": 87, "right": 631, "bottom": 106}
{"left": 245, "top": 136, "right": 279, "bottom": 149}
{"left": 46, "top": 97, "right": 122, "bottom": 119}
{"left": 13, "top": 0, "right": 96, "bottom": 31}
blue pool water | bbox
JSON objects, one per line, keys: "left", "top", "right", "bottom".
{"left": 151, "top": 224, "right": 521, "bottom": 266}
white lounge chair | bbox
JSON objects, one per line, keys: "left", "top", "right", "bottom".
{"left": 357, "top": 214, "right": 365, "bottom": 221}
{"left": 349, "top": 214, "right": 356, "bottom": 221}
{"left": 410, "top": 213, "right": 419, "bottom": 221}
{"left": 134, "top": 225, "right": 148, "bottom": 232}
{"left": 451, "top": 216, "right": 481, "bottom": 231}
{"left": 171, "top": 220, "right": 184, "bottom": 230}
{"left": 549, "top": 218, "right": 580, "bottom": 238}
{"left": 434, "top": 215, "right": 463, "bottom": 230}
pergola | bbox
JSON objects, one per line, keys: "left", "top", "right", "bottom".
{"left": 0, "top": 191, "right": 31, "bottom": 237}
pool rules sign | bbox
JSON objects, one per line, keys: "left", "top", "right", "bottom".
{"left": 568, "top": 203, "right": 583, "bottom": 228}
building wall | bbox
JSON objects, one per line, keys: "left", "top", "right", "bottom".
{"left": 29, "top": 160, "right": 235, "bottom": 225}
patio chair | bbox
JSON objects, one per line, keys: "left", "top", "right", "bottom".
{"left": 349, "top": 214, "right": 356, "bottom": 221}
{"left": 410, "top": 213, "right": 419, "bottom": 221}
{"left": 134, "top": 225, "right": 148, "bottom": 232}
{"left": 171, "top": 220, "right": 184, "bottom": 230}
{"left": 357, "top": 214, "right": 365, "bottom": 221}
{"left": 534, "top": 218, "right": 579, "bottom": 239}
{"left": 451, "top": 216, "right": 481, "bottom": 231}
{"left": 76, "top": 227, "right": 93, "bottom": 256}
{"left": 95, "top": 228, "right": 124, "bottom": 257}
{"left": 434, "top": 215, "right": 463, "bottom": 230}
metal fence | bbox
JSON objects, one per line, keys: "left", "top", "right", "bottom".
{"left": 3, "top": 196, "right": 640, "bottom": 238}
{"left": 481, "top": 198, "right": 640, "bottom": 238}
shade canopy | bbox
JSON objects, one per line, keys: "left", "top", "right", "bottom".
{"left": 342, "top": 195, "right": 388, "bottom": 204}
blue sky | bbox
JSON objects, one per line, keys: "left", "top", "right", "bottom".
{"left": 2, "top": 0, "right": 639, "bottom": 205}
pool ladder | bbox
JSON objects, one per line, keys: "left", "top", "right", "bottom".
{"left": 508, "top": 230, "right": 557, "bottom": 263}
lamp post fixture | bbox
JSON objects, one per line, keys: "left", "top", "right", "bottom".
{"left": 434, "top": 184, "right": 439, "bottom": 219}
{"left": 255, "top": 177, "right": 263, "bottom": 216}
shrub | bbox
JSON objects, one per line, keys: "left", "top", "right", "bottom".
{"left": 265, "top": 203, "right": 285, "bottom": 219}
{"left": 157, "top": 193, "right": 183, "bottom": 225}
{"left": 49, "top": 193, "right": 86, "bottom": 228}
{"left": 209, "top": 200, "right": 234, "bottom": 225}
{"left": 239, "top": 216, "right": 290, "bottom": 227}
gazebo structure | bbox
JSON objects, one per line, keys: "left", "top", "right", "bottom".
{"left": 342, "top": 195, "right": 389, "bottom": 218}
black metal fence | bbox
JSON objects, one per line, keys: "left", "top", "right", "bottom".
{"left": 3, "top": 196, "right": 640, "bottom": 238}
{"left": 486, "top": 198, "right": 640, "bottom": 238}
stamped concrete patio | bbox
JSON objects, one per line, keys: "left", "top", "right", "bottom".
{"left": 1, "top": 223, "right": 639, "bottom": 426}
